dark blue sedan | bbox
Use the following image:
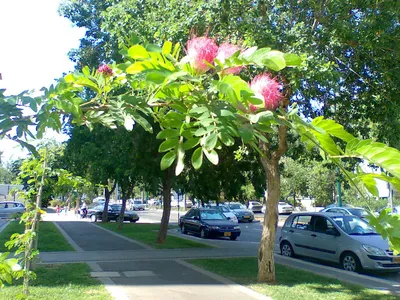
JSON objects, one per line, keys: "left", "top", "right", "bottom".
{"left": 179, "top": 208, "right": 241, "bottom": 240}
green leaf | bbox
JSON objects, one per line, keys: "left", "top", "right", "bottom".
{"left": 220, "top": 109, "right": 235, "bottom": 117}
{"left": 238, "top": 125, "right": 254, "bottom": 143}
{"left": 283, "top": 53, "right": 302, "bottom": 66}
{"left": 146, "top": 44, "right": 162, "bottom": 53}
{"left": 82, "top": 66, "right": 90, "bottom": 76}
{"left": 128, "top": 45, "right": 149, "bottom": 59}
{"left": 194, "top": 126, "right": 215, "bottom": 137}
{"left": 312, "top": 117, "right": 355, "bottom": 142}
{"left": 191, "top": 147, "right": 203, "bottom": 169}
{"left": 189, "top": 106, "right": 209, "bottom": 114}
{"left": 156, "top": 129, "right": 180, "bottom": 139}
{"left": 203, "top": 149, "right": 219, "bottom": 165}
{"left": 183, "top": 138, "right": 199, "bottom": 150}
{"left": 160, "top": 151, "right": 176, "bottom": 170}
{"left": 250, "top": 111, "right": 274, "bottom": 123}
{"left": 162, "top": 41, "right": 173, "bottom": 55}
{"left": 146, "top": 70, "right": 169, "bottom": 84}
{"left": 204, "top": 133, "right": 218, "bottom": 151}
{"left": 159, "top": 139, "right": 179, "bottom": 152}
{"left": 15, "top": 140, "right": 39, "bottom": 158}
{"left": 219, "top": 132, "right": 235, "bottom": 146}
{"left": 262, "top": 54, "right": 286, "bottom": 71}
{"left": 131, "top": 111, "right": 153, "bottom": 133}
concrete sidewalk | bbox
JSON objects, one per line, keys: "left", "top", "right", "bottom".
{"left": 37, "top": 218, "right": 400, "bottom": 299}
{"left": 41, "top": 219, "right": 268, "bottom": 300}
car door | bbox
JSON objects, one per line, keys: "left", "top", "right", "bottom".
{"left": 286, "top": 215, "right": 314, "bottom": 256}
{"left": 182, "top": 210, "right": 195, "bottom": 232}
{"left": 306, "top": 216, "right": 341, "bottom": 262}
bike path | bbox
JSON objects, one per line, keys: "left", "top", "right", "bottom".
{"left": 55, "top": 221, "right": 146, "bottom": 251}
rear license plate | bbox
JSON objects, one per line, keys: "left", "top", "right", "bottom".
{"left": 394, "top": 257, "right": 400, "bottom": 263}
{"left": 244, "top": 216, "right": 250, "bottom": 219}
{"left": 224, "top": 232, "right": 231, "bottom": 237}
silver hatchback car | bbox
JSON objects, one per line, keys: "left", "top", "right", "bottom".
{"left": 280, "top": 212, "right": 400, "bottom": 272}
{"left": 0, "top": 201, "right": 26, "bottom": 218}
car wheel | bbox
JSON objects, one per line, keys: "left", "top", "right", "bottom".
{"left": 200, "top": 228, "right": 208, "bottom": 239}
{"left": 341, "top": 252, "right": 361, "bottom": 272}
{"left": 280, "top": 241, "right": 295, "bottom": 257}
{"left": 229, "top": 236, "right": 237, "bottom": 241}
{"left": 90, "top": 214, "right": 97, "bottom": 223}
{"left": 182, "top": 224, "right": 188, "bottom": 234}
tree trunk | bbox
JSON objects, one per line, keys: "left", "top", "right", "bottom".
{"left": 117, "top": 198, "right": 127, "bottom": 230}
{"left": 258, "top": 158, "right": 280, "bottom": 283}
{"left": 157, "top": 167, "right": 173, "bottom": 244}
{"left": 102, "top": 181, "right": 116, "bottom": 223}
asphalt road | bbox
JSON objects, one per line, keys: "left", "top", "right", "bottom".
{"left": 136, "top": 209, "right": 400, "bottom": 283}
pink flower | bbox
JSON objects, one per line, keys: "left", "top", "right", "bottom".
{"left": 249, "top": 74, "right": 282, "bottom": 111}
{"left": 216, "top": 43, "right": 242, "bottom": 75}
{"left": 186, "top": 36, "right": 218, "bottom": 74}
{"left": 97, "top": 64, "right": 113, "bottom": 77}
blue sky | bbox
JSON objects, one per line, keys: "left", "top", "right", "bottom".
{"left": 0, "top": 0, "right": 85, "bottom": 162}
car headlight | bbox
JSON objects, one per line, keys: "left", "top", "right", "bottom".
{"left": 233, "top": 226, "right": 240, "bottom": 230}
{"left": 209, "top": 226, "right": 220, "bottom": 230}
{"left": 362, "top": 244, "right": 386, "bottom": 256}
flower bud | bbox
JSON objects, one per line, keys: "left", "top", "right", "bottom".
{"left": 97, "top": 64, "right": 113, "bottom": 77}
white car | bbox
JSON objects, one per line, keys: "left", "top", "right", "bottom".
{"left": 208, "top": 205, "right": 238, "bottom": 223}
{"left": 130, "top": 199, "right": 146, "bottom": 210}
{"left": 248, "top": 201, "right": 263, "bottom": 213}
{"left": 262, "top": 201, "right": 293, "bottom": 214}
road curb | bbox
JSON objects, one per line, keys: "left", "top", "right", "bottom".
{"left": 176, "top": 259, "right": 272, "bottom": 300}
{"left": 90, "top": 222, "right": 153, "bottom": 251}
{"left": 0, "top": 220, "right": 10, "bottom": 234}
{"left": 275, "top": 255, "right": 400, "bottom": 294}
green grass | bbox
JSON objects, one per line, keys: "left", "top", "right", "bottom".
{"left": 188, "top": 258, "right": 399, "bottom": 300}
{"left": 0, "top": 263, "right": 110, "bottom": 300}
{"left": 0, "top": 221, "right": 74, "bottom": 252}
{"left": 97, "top": 223, "right": 212, "bottom": 249}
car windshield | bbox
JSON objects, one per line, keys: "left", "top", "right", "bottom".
{"left": 347, "top": 208, "right": 368, "bottom": 218}
{"left": 279, "top": 202, "right": 288, "bottom": 206}
{"left": 228, "top": 204, "right": 244, "bottom": 210}
{"left": 251, "top": 202, "right": 262, "bottom": 206}
{"left": 110, "top": 205, "right": 122, "bottom": 211}
{"left": 200, "top": 210, "right": 226, "bottom": 220}
{"left": 332, "top": 216, "right": 378, "bottom": 235}
{"left": 134, "top": 201, "right": 142, "bottom": 204}
{"left": 218, "top": 206, "right": 230, "bottom": 212}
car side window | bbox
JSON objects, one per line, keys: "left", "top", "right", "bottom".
{"left": 291, "top": 215, "right": 312, "bottom": 230}
{"left": 194, "top": 210, "right": 200, "bottom": 219}
{"left": 312, "top": 216, "right": 338, "bottom": 235}
{"left": 0, "top": 203, "right": 5, "bottom": 209}
{"left": 185, "top": 210, "right": 194, "bottom": 218}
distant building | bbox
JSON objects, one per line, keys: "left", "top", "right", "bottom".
{"left": 0, "top": 184, "right": 24, "bottom": 201}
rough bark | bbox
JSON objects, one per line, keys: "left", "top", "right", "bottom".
{"left": 102, "top": 181, "right": 116, "bottom": 222}
{"left": 117, "top": 198, "right": 127, "bottom": 230}
{"left": 157, "top": 167, "right": 173, "bottom": 244}
{"left": 258, "top": 124, "right": 287, "bottom": 283}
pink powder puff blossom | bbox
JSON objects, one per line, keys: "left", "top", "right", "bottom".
{"left": 97, "top": 64, "right": 113, "bottom": 77}
{"left": 249, "top": 74, "right": 282, "bottom": 112}
{"left": 216, "top": 43, "right": 242, "bottom": 75}
{"left": 186, "top": 36, "right": 218, "bottom": 74}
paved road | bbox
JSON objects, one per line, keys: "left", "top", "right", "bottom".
{"left": 0, "top": 219, "right": 7, "bottom": 229}
{"left": 136, "top": 210, "right": 400, "bottom": 283}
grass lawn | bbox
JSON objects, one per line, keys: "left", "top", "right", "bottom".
{"left": 0, "top": 263, "right": 110, "bottom": 300}
{"left": 188, "top": 257, "right": 399, "bottom": 300}
{"left": 97, "top": 223, "right": 212, "bottom": 249}
{"left": 0, "top": 221, "right": 74, "bottom": 252}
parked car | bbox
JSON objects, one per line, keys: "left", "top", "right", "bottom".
{"left": 206, "top": 205, "right": 238, "bottom": 223}
{"left": 179, "top": 208, "right": 241, "bottom": 240}
{"left": 0, "top": 201, "right": 25, "bottom": 218}
{"left": 248, "top": 201, "right": 263, "bottom": 213}
{"left": 320, "top": 206, "right": 369, "bottom": 220}
{"left": 261, "top": 201, "right": 293, "bottom": 214}
{"left": 280, "top": 212, "right": 400, "bottom": 272}
{"left": 88, "top": 204, "right": 139, "bottom": 223}
{"left": 227, "top": 203, "right": 254, "bottom": 222}
{"left": 130, "top": 199, "right": 146, "bottom": 211}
